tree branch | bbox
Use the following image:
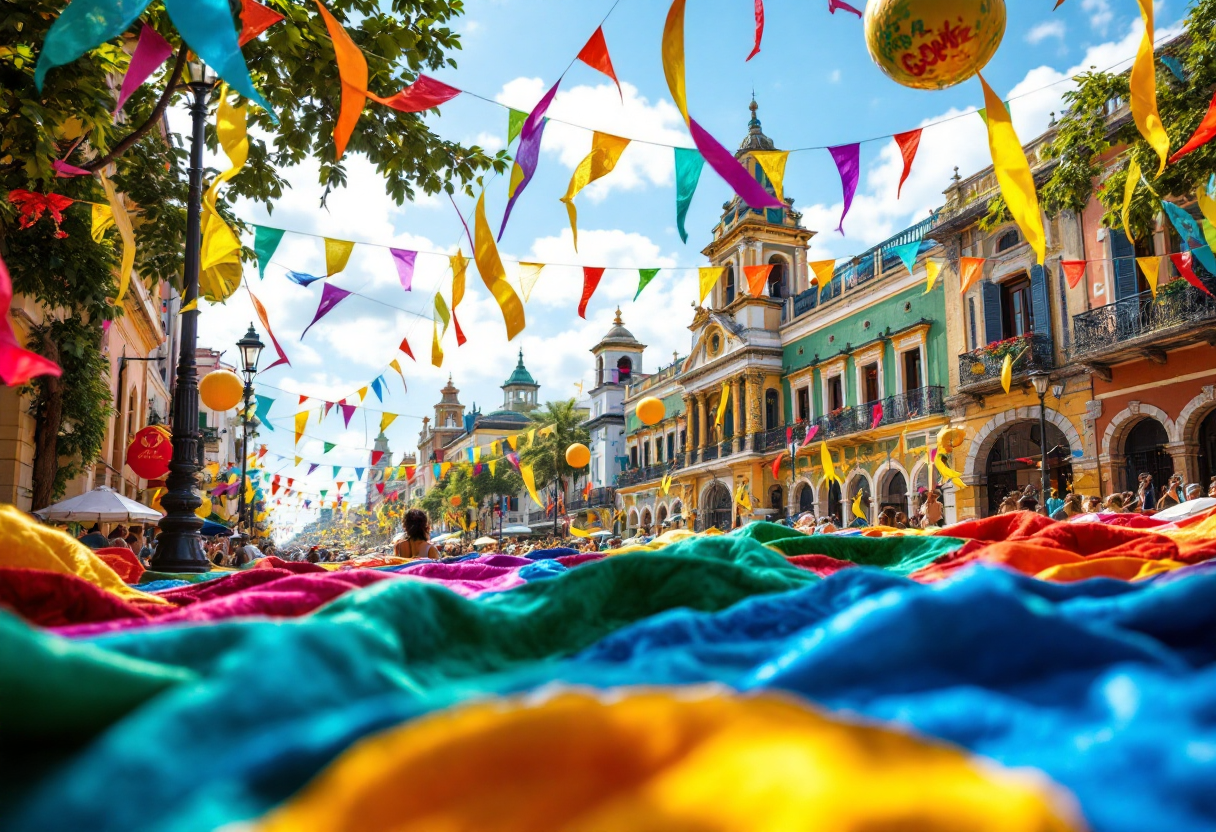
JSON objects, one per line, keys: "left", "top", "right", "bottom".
{"left": 85, "top": 45, "right": 188, "bottom": 172}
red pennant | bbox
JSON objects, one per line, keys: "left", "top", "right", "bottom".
{"left": 237, "top": 0, "right": 285, "bottom": 47}
{"left": 1171, "top": 252, "right": 1213, "bottom": 296}
{"left": 271, "top": 482, "right": 280, "bottom": 496}
{"left": 404, "top": 465, "right": 416, "bottom": 481}
{"left": 827, "top": 0, "right": 863, "bottom": 16}
{"left": 298, "top": 394, "right": 308, "bottom": 405}
{"left": 399, "top": 335, "right": 415, "bottom": 361}
{"left": 323, "top": 401, "right": 334, "bottom": 418}
{"left": 376, "top": 483, "right": 385, "bottom": 494}
{"left": 453, "top": 312, "right": 467, "bottom": 346}
{"left": 258, "top": 444, "right": 268, "bottom": 458}
{"left": 1061, "top": 260, "right": 1087, "bottom": 289}
{"left": 744, "top": 264, "right": 774, "bottom": 297}
{"left": 368, "top": 75, "right": 462, "bottom": 113}
{"left": 576, "top": 27, "right": 621, "bottom": 100}
{"left": 578, "top": 267, "right": 606, "bottom": 319}
{"left": 1170, "top": 87, "right": 1216, "bottom": 163}
{"left": 893, "top": 129, "right": 922, "bottom": 199}
{"left": 371, "top": 450, "right": 384, "bottom": 466}
{"left": 247, "top": 287, "right": 291, "bottom": 370}
{"left": 0, "top": 250, "right": 62, "bottom": 386}
{"left": 771, "top": 451, "right": 786, "bottom": 479}
{"left": 747, "top": 0, "right": 765, "bottom": 61}
{"left": 287, "top": 478, "right": 294, "bottom": 487}
{"left": 786, "top": 426, "right": 794, "bottom": 445}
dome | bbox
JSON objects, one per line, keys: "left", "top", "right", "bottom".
{"left": 596, "top": 308, "right": 644, "bottom": 349}
{"left": 738, "top": 98, "right": 775, "bottom": 153}
{"left": 502, "top": 349, "right": 538, "bottom": 388}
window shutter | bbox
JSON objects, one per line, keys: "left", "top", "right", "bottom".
{"left": 1110, "top": 229, "right": 1138, "bottom": 300}
{"left": 981, "top": 281, "right": 1002, "bottom": 345}
{"left": 1030, "top": 264, "right": 1052, "bottom": 340}
{"left": 968, "top": 297, "right": 978, "bottom": 350}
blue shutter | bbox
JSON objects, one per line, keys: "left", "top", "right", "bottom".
{"left": 1057, "top": 267, "right": 1070, "bottom": 351}
{"left": 1110, "top": 229, "right": 1138, "bottom": 300}
{"left": 1030, "top": 264, "right": 1052, "bottom": 340}
{"left": 982, "top": 281, "right": 1003, "bottom": 344}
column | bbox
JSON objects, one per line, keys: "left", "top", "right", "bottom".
{"left": 1165, "top": 442, "right": 1200, "bottom": 486}
{"left": 733, "top": 376, "right": 745, "bottom": 452}
{"left": 696, "top": 392, "right": 709, "bottom": 452}
{"left": 745, "top": 372, "right": 763, "bottom": 437}
{"left": 681, "top": 395, "right": 694, "bottom": 463}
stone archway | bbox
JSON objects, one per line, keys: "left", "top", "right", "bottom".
{"left": 627, "top": 508, "right": 639, "bottom": 530}
{"left": 876, "top": 461, "right": 910, "bottom": 517}
{"left": 794, "top": 479, "right": 816, "bottom": 515}
{"left": 1102, "top": 402, "right": 1180, "bottom": 493}
{"left": 639, "top": 507, "right": 653, "bottom": 530}
{"left": 700, "top": 482, "right": 733, "bottom": 532}
{"left": 1102, "top": 402, "right": 1180, "bottom": 458}
{"left": 656, "top": 504, "right": 669, "bottom": 526}
{"left": 845, "top": 470, "right": 873, "bottom": 525}
{"left": 817, "top": 476, "right": 843, "bottom": 524}
{"left": 964, "top": 406, "right": 1084, "bottom": 478}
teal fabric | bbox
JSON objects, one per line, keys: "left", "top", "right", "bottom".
{"left": 162, "top": 0, "right": 275, "bottom": 120}
{"left": 35, "top": 0, "right": 155, "bottom": 91}
{"left": 674, "top": 147, "right": 705, "bottom": 244}
{"left": 254, "top": 226, "right": 285, "bottom": 279}
{"left": 763, "top": 533, "right": 965, "bottom": 577}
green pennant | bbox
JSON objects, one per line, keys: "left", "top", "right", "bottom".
{"left": 324, "top": 442, "right": 336, "bottom": 454}
{"left": 332, "top": 466, "right": 340, "bottom": 479}
{"left": 320, "top": 490, "right": 327, "bottom": 499}
{"left": 507, "top": 108, "right": 527, "bottom": 145}
{"left": 635, "top": 268, "right": 661, "bottom": 301}
{"left": 253, "top": 225, "right": 285, "bottom": 280}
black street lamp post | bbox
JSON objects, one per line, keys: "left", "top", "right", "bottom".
{"left": 237, "top": 324, "right": 264, "bottom": 538}
{"left": 151, "top": 59, "right": 217, "bottom": 573}
{"left": 1030, "top": 371, "right": 1052, "bottom": 515}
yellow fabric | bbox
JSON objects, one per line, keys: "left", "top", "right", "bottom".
{"left": 809, "top": 259, "right": 836, "bottom": 286}
{"left": 1035, "top": 557, "right": 1185, "bottom": 583}
{"left": 449, "top": 251, "right": 467, "bottom": 310}
{"left": 520, "top": 463, "right": 544, "bottom": 509}
{"left": 527, "top": 429, "right": 537, "bottom": 447}
{"left": 562, "top": 132, "right": 631, "bottom": 250}
{"left": 661, "top": 0, "right": 689, "bottom": 124}
{"left": 473, "top": 191, "right": 527, "bottom": 340}
{"left": 100, "top": 173, "right": 136, "bottom": 303}
{"left": 324, "top": 238, "right": 355, "bottom": 276}
{"left": 507, "top": 435, "right": 519, "bottom": 451}
{"left": 488, "top": 459, "right": 497, "bottom": 476}
{"left": 431, "top": 320, "right": 443, "bottom": 368}
{"left": 958, "top": 257, "right": 985, "bottom": 294}
{"left": 517, "top": 262, "right": 544, "bottom": 302}
{"left": 821, "top": 442, "right": 837, "bottom": 484}
{"left": 699, "top": 266, "right": 725, "bottom": 305}
{"left": 439, "top": 462, "right": 452, "bottom": 478}
{"left": 90, "top": 203, "right": 114, "bottom": 243}
{"left": 379, "top": 413, "right": 397, "bottom": 433}
{"left": 507, "top": 161, "right": 526, "bottom": 199}
{"left": 294, "top": 411, "right": 307, "bottom": 446}
{"left": 979, "top": 73, "right": 1045, "bottom": 265}
{"left": 851, "top": 491, "right": 866, "bottom": 520}
{"left": 1130, "top": 0, "right": 1171, "bottom": 175}
{"left": 1121, "top": 157, "right": 1141, "bottom": 242}
{"left": 434, "top": 293, "right": 451, "bottom": 334}
{"left": 1199, "top": 184, "right": 1216, "bottom": 226}
{"left": 1137, "top": 256, "right": 1161, "bottom": 298}
{"left": 198, "top": 88, "right": 247, "bottom": 304}
{"left": 259, "top": 688, "right": 1080, "bottom": 832}
{"left": 567, "top": 526, "right": 592, "bottom": 539}
{"left": 356, "top": 386, "right": 368, "bottom": 402}
{"left": 923, "top": 259, "right": 941, "bottom": 294}
{"left": 750, "top": 150, "right": 789, "bottom": 201}
{"left": 935, "top": 453, "right": 966, "bottom": 490}
{"left": 714, "top": 381, "right": 730, "bottom": 427}
{"left": 0, "top": 505, "right": 168, "bottom": 604}
{"left": 1001, "top": 353, "right": 1014, "bottom": 393}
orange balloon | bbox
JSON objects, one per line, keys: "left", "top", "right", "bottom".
{"left": 565, "top": 443, "right": 591, "bottom": 469}
{"left": 636, "top": 397, "right": 665, "bottom": 427}
{"left": 199, "top": 369, "right": 244, "bottom": 411}
{"left": 864, "top": 0, "right": 1006, "bottom": 91}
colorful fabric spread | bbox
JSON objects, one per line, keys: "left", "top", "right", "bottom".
{"left": 4, "top": 509, "right": 1216, "bottom": 832}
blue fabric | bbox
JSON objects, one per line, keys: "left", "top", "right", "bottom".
{"left": 518, "top": 560, "right": 567, "bottom": 582}
{"left": 163, "top": 0, "right": 275, "bottom": 120}
{"left": 524, "top": 547, "right": 579, "bottom": 560}
{"left": 285, "top": 271, "right": 325, "bottom": 287}
{"left": 135, "top": 580, "right": 192, "bottom": 592}
{"left": 35, "top": 0, "right": 153, "bottom": 91}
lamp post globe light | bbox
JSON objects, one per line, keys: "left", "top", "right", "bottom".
{"left": 150, "top": 58, "right": 218, "bottom": 573}
{"left": 237, "top": 325, "right": 265, "bottom": 538}
{"left": 1029, "top": 371, "right": 1052, "bottom": 515}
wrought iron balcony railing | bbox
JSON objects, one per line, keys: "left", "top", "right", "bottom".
{"left": 957, "top": 334, "right": 1054, "bottom": 393}
{"left": 1071, "top": 285, "right": 1216, "bottom": 359}
{"left": 567, "top": 487, "right": 617, "bottom": 511}
{"left": 615, "top": 457, "right": 683, "bottom": 489}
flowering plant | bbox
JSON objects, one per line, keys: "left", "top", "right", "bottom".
{"left": 977, "top": 334, "right": 1032, "bottom": 362}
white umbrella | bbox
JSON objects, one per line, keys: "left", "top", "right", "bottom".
{"left": 590, "top": 530, "right": 613, "bottom": 538}
{"left": 501, "top": 525, "right": 532, "bottom": 535}
{"left": 473, "top": 536, "right": 499, "bottom": 547}
{"left": 33, "top": 486, "right": 162, "bottom": 524}
{"left": 1153, "top": 497, "right": 1216, "bottom": 522}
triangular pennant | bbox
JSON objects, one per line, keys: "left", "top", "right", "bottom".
{"left": 307, "top": 463, "right": 319, "bottom": 475}
{"left": 809, "top": 260, "right": 836, "bottom": 286}
{"left": 254, "top": 394, "right": 276, "bottom": 430}
{"left": 893, "top": 129, "right": 923, "bottom": 198}
{"left": 923, "top": 260, "right": 942, "bottom": 295}
{"left": 699, "top": 266, "right": 725, "bottom": 305}
{"left": 1061, "top": 261, "right": 1087, "bottom": 290}
{"left": 507, "top": 108, "right": 528, "bottom": 145}
{"left": 389, "top": 359, "right": 407, "bottom": 392}
{"left": 340, "top": 403, "right": 356, "bottom": 427}
{"left": 750, "top": 150, "right": 789, "bottom": 202}
{"left": 301, "top": 283, "right": 353, "bottom": 338}
{"left": 356, "top": 386, "right": 368, "bottom": 402}
{"left": 354, "top": 467, "right": 364, "bottom": 480}
{"left": 294, "top": 411, "right": 307, "bottom": 446}
{"left": 391, "top": 249, "right": 416, "bottom": 290}
{"left": 1171, "top": 252, "right": 1212, "bottom": 296}
{"left": 396, "top": 335, "right": 416, "bottom": 362}
{"left": 507, "top": 435, "right": 519, "bottom": 451}
{"left": 959, "top": 257, "right": 986, "bottom": 294}
{"left": 635, "top": 268, "right": 661, "bottom": 301}
{"left": 674, "top": 147, "right": 705, "bottom": 244}
{"left": 324, "top": 238, "right": 355, "bottom": 276}
{"left": 238, "top": 0, "right": 285, "bottom": 47}
{"left": 370, "top": 377, "right": 383, "bottom": 402}
{"left": 432, "top": 320, "right": 444, "bottom": 368}
{"left": 1137, "top": 255, "right": 1162, "bottom": 297}
{"left": 380, "top": 412, "right": 398, "bottom": 432}
{"left": 979, "top": 73, "right": 1046, "bottom": 265}
{"left": 114, "top": 24, "right": 174, "bottom": 113}
{"left": 828, "top": 143, "right": 860, "bottom": 235}
{"left": 473, "top": 191, "right": 527, "bottom": 340}
{"left": 247, "top": 288, "right": 291, "bottom": 370}
{"left": 576, "top": 27, "right": 622, "bottom": 99}
{"left": 499, "top": 79, "right": 562, "bottom": 240}
{"left": 371, "top": 451, "right": 384, "bottom": 466}
{"left": 743, "top": 264, "right": 773, "bottom": 297}
{"left": 578, "top": 267, "right": 606, "bottom": 319}
{"left": 889, "top": 240, "right": 922, "bottom": 277}
{"left": 324, "top": 442, "right": 336, "bottom": 454}
{"left": 517, "top": 263, "right": 545, "bottom": 303}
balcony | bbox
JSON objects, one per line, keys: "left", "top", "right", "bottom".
{"left": 1071, "top": 285, "right": 1216, "bottom": 365}
{"left": 616, "top": 457, "right": 682, "bottom": 489}
{"left": 743, "top": 386, "right": 946, "bottom": 452}
{"left": 567, "top": 487, "right": 617, "bottom": 511}
{"left": 957, "top": 334, "right": 1054, "bottom": 395}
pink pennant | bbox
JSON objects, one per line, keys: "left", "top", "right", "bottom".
{"left": 390, "top": 249, "right": 416, "bottom": 290}
{"left": 871, "top": 403, "right": 883, "bottom": 430}
{"left": 800, "top": 424, "right": 819, "bottom": 449}
{"left": 0, "top": 251, "right": 62, "bottom": 387}
{"left": 52, "top": 160, "right": 93, "bottom": 177}
{"left": 828, "top": 143, "right": 860, "bottom": 235}
{"left": 301, "top": 283, "right": 353, "bottom": 338}
{"left": 827, "top": 0, "right": 863, "bottom": 17}
{"left": 369, "top": 74, "right": 462, "bottom": 113}
{"left": 323, "top": 401, "right": 335, "bottom": 418}
{"left": 340, "top": 403, "right": 356, "bottom": 428}
{"left": 114, "top": 25, "right": 175, "bottom": 113}
{"left": 688, "top": 118, "right": 782, "bottom": 210}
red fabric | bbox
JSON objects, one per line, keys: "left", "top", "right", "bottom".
{"left": 578, "top": 267, "right": 605, "bottom": 319}
{"left": 0, "top": 250, "right": 63, "bottom": 386}
{"left": 788, "top": 554, "right": 857, "bottom": 578}
{"left": 0, "top": 567, "right": 148, "bottom": 627}
{"left": 252, "top": 556, "right": 327, "bottom": 573}
{"left": 399, "top": 336, "right": 415, "bottom": 360}
{"left": 892, "top": 129, "right": 922, "bottom": 198}
{"left": 1062, "top": 261, "right": 1087, "bottom": 289}
{"left": 7, "top": 189, "right": 74, "bottom": 238}
{"left": 1169, "top": 86, "right": 1216, "bottom": 163}
{"left": 746, "top": 0, "right": 764, "bottom": 61}
{"left": 238, "top": 0, "right": 285, "bottom": 47}
{"left": 771, "top": 451, "right": 786, "bottom": 479}
{"left": 555, "top": 553, "right": 604, "bottom": 568}
{"left": 827, "top": 0, "right": 863, "bottom": 18}
{"left": 369, "top": 74, "right": 461, "bottom": 113}
{"left": 94, "top": 546, "right": 145, "bottom": 583}
{"left": 453, "top": 312, "right": 467, "bottom": 346}
{"left": 1171, "top": 252, "right": 1212, "bottom": 296}
{"left": 576, "top": 27, "right": 622, "bottom": 97}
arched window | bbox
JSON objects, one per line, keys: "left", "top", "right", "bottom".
{"left": 616, "top": 356, "right": 633, "bottom": 382}
{"left": 596, "top": 356, "right": 603, "bottom": 386}
{"left": 767, "top": 255, "right": 788, "bottom": 298}
{"left": 724, "top": 266, "right": 736, "bottom": 306}
{"left": 997, "top": 230, "right": 1020, "bottom": 253}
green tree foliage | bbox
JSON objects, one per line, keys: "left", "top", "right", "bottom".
{"left": 520, "top": 399, "right": 591, "bottom": 497}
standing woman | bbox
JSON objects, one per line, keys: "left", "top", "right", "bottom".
{"left": 395, "top": 509, "right": 441, "bottom": 560}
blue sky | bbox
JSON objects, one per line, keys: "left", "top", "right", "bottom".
{"left": 194, "top": 0, "right": 1188, "bottom": 529}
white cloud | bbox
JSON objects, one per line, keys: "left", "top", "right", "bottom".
{"left": 1026, "top": 20, "right": 1067, "bottom": 44}
{"left": 473, "top": 131, "right": 504, "bottom": 153}
{"left": 1082, "top": 0, "right": 1115, "bottom": 34}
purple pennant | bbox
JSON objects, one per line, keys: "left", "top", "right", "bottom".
{"left": 499, "top": 79, "right": 562, "bottom": 240}
{"left": 115, "top": 25, "right": 175, "bottom": 113}
{"left": 304, "top": 500, "right": 311, "bottom": 509}
{"left": 302, "top": 283, "right": 353, "bottom": 338}
{"left": 688, "top": 118, "right": 783, "bottom": 210}
{"left": 391, "top": 249, "right": 417, "bottom": 290}
{"left": 340, "top": 403, "right": 356, "bottom": 428}
{"left": 828, "top": 143, "right": 860, "bottom": 235}
{"left": 307, "top": 463, "right": 319, "bottom": 475}
{"left": 473, "top": 463, "right": 484, "bottom": 476}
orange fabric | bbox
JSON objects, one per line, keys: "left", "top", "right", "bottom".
{"left": 94, "top": 547, "right": 145, "bottom": 583}
{"left": 1035, "top": 557, "right": 1185, "bottom": 583}
{"left": 313, "top": 0, "right": 367, "bottom": 161}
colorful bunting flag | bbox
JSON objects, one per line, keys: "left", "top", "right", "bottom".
{"left": 324, "top": 238, "right": 354, "bottom": 276}
{"left": 302, "top": 283, "right": 352, "bottom": 338}
{"left": 828, "top": 144, "right": 860, "bottom": 235}
{"left": 852, "top": 491, "right": 867, "bottom": 521}
{"left": 355, "top": 386, "right": 368, "bottom": 402}
{"left": 674, "top": 148, "right": 705, "bottom": 244}
{"left": 714, "top": 382, "right": 730, "bottom": 427}
{"left": 114, "top": 24, "right": 174, "bottom": 113}
{"left": 1122, "top": 157, "right": 1142, "bottom": 242}
{"left": 1170, "top": 87, "right": 1216, "bottom": 163}
{"left": 1060, "top": 261, "right": 1086, "bottom": 290}
{"left": 391, "top": 249, "right": 416, "bottom": 291}
{"left": 371, "top": 451, "right": 384, "bottom": 466}
{"left": 562, "top": 132, "right": 631, "bottom": 250}
{"left": 388, "top": 359, "right": 407, "bottom": 392}
{"left": 474, "top": 191, "right": 527, "bottom": 340}
{"left": 286, "top": 271, "right": 325, "bottom": 287}
{"left": 821, "top": 442, "right": 838, "bottom": 483}
{"left": 507, "top": 109, "right": 528, "bottom": 145}
{"left": 890, "top": 240, "right": 922, "bottom": 277}
{"left": 369, "top": 377, "right": 383, "bottom": 402}
{"left": 1001, "top": 353, "right": 1014, "bottom": 394}
{"left": 800, "top": 424, "right": 819, "bottom": 450}
{"left": 959, "top": 257, "right": 986, "bottom": 294}
{"left": 369, "top": 74, "right": 461, "bottom": 113}
{"left": 751, "top": 150, "right": 789, "bottom": 201}
{"left": 520, "top": 463, "right": 544, "bottom": 508}
{"left": 979, "top": 73, "right": 1046, "bottom": 265}
{"left": 935, "top": 453, "right": 966, "bottom": 490}
{"left": 1129, "top": 0, "right": 1170, "bottom": 175}
{"left": 828, "top": 0, "right": 863, "bottom": 17}
{"left": 744, "top": 265, "right": 773, "bottom": 297}
{"left": 893, "top": 129, "right": 923, "bottom": 198}
{"left": 689, "top": 118, "right": 783, "bottom": 210}
{"left": 809, "top": 260, "right": 836, "bottom": 286}
{"left": 576, "top": 27, "right": 622, "bottom": 100}
{"left": 254, "top": 395, "right": 275, "bottom": 430}
{"left": 307, "top": 463, "right": 319, "bottom": 475}
{"left": 578, "top": 267, "right": 606, "bottom": 319}
{"left": 500, "top": 79, "right": 561, "bottom": 240}
{"left": 100, "top": 174, "right": 136, "bottom": 302}
{"left": 237, "top": 0, "right": 285, "bottom": 46}
{"left": 0, "top": 251, "right": 62, "bottom": 386}
{"left": 923, "top": 260, "right": 941, "bottom": 295}
{"left": 340, "top": 403, "right": 356, "bottom": 428}
{"left": 1137, "top": 256, "right": 1162, "bottom": 298}
{"left": 1170, "top": 252, "right": 1211, "bottom": 296}
{"left": 354, "top": 467, "right": 364, "bottom": 480}
{"left": 449, "top": 251, "right": 468, "bottom": 346}
{"left": 631, "top": 268, "right": 661, "bottom": 301}
{"left": 431, "top": 320, "right": 443, "bottom": 368}
{"left": 699, "top": 266, "right": 725, "bottom": 305}
{"left": 294, "top": 411, "right": 308, "bottom": 446}
{"left": 1162, "top": 201, "right": 1216, "bottom": 275}
{"left": 747, "top": 0, "right": 765, "bottom": 60}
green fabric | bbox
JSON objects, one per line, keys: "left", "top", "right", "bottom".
{"left": 634, "top": 268, "right": 661, "bottom": 301}
{"left": 674, "top": 147, "right": 705, "bottom": 244}
{"left": 763, "top": 534, "right": 966, "bottom": 577}
{"left": 736, "top": 521, "right": 807, "bottom": 546}
{"left": 137, "top": 570, "right": 220, "bottom": 584}
{"left": 507, "top": 108, "right": 528, "bottom": 145}
{"left": 253, "top": 225, "right": 285, "bottom": 280}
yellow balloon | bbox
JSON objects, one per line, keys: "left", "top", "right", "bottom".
{"left": 196, "top": 494, "right": 212, "bottom": 519}
{"left": 864, "top": 0, "right": 1006, "bottom": 91}
{"left": 636, "top": 396, "right": 665, "bottom": 427}
{"left": 565, "top": 443, "right": 591, "bottom": 469}
{"left": 199, "top": 369, "right": 244, "bottom": 411}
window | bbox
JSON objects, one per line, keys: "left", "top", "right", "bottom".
{"left": 1001, "top": 276, "right": 1034, "bottom": 338}
{"left": 724, "top": 266, "right": 736, "bottom": 305}
{"left": 827, "top": 376, "right": 844, "bottom": 412}
{"left": 997, "top": 230, "right": 1020, "bottom": 253}
{"left": 968, "top": 298, "right": 978, "bottom": 350}
{"left": 655, "top": 438, "right": 663, "bottom": 462}
{"left": 679, "top": 429, "right": 686, "bottom": 451}
{"left": 796, "top": 387, "right": 810, "bottom": 421}
{"left": 861, "top": 362, "right": 880, "bottom": 404}
{"left": 630, "top": 446, "right": 638, "bottom": 467}
{"left": 765, "top": 389, "right": 780, "bottom": 430}
{"left": 616, "top": 356, "right": 633, "bottom": 382}
{"left": 767, "top": 256, "right": 788, "bottom": 298}
{"left": 643, "top": 440, "right": 651, "bottom": 467}
{"left": 667, "top": 433, "right": 675, "bottom": 459}
{"left": 903, "top": 349, "right": 923, "bottom": 392}
{"left": 596, "top": 356, "right": 603, "bottom": 386}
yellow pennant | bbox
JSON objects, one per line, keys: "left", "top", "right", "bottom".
{"left": 661, "top": 474, "right": 672, "bottom": 495}
{"left": 821, "top": 442, "right": 837, "bottom": 484}
{"left": 325, "top": 238, "right": 355, "bottom": 276}
{"left": 356, "top": 386, "right": 368, "bottom": 402}
{"left": 473, "top": 191, "right": 527, "bottom": 340}
{"left": 439, "top": 462, "right": 452, "bottom": 478}
{"left": 699, "top": 266, "right": 725, "bottom": 305}
{"left": 979, "top": 73, "right": 1045, "bottom": 265}
{"left": 100, "top": 173, "right": 136, "bottom": 302}
{"left": 431, "top": 320, "right": 443, "bottom": 368}
{"left": 562, "top": 132, "right": 631, "bottom": 251}
{"left": 294, "top": 455, "right": 302, "bottom": 466}
{"left": 1001, "top": 353, "right": 1014, "bottom": 394}
{"left": 661, "top": 0, "right": 689, "bottom": 123}
{"left": 434, "top": 293, "right": 451, "bottom": 334}
{"left": 715, "top": 381, "right": 730, "bottom": 427}
{"left": 935, "top": 453, "right": 967, "bottom": 490}
{"left": 450, "top": 251, "right": 468, "bottom": 310}
{"left": 90, "top": 203, "right": 114, "bottom": 243}
{"left": 388, "top": 359, "right": 406, "bottom": 391}
{"left": 488, "top": 459, "right": 497, "bottom": 476}
{"left": 1205, "top": 219, "right": 1216, "bottom": 254}
{"left": 1130, "top": 0, "right": 1171, "bottom": 175}
{"left": 809, "top": 260, "right": 836, "bottom": 286}
{"left": 527, "top": 429, "right": 536, "bottom": 447}
{"left": 520, "top": 463, "right": 544, "bottom": 508}
{"left": 507, "top": 435, "right": 519, "bottom": 451}
{"left": 491, "top": 440, "right": 501, "bottom": 457}
{"left": 294, "top": 411, "right": 308, "bottom": 446}
{"left": 380, "top": 412, "right": 397, "bottom": 433}
{"left": 568, "top": 525, "right": 592, "bottom": 539}
{"left": 923, "top": 260, "right": 941, "bottom": 295}
{"left": 852, "top": 491, "right": 866, "bottom": 521}
{"left": 1137, "top": 256, "right": 1161, "bottom": 298}
{"left": 897, "top": 429, "right": 907, "bottom": 458}
{"left": 473, "top": 446, "right": 482, "bottom": 464}
{"left": 1199, "top": 183, "right": 1216, "bottom": 226}
{"left": 958, "top": 258, "right": 985, "bottom": 294}
{"left": 1122, "top": 157, "right": 1141, "bottom": 242}
{"left": 517, "top": 262, "right": 545, "bottom": 302}
{"left": 198, "top": 87, "right": 246, "bottom": 303}
{"left": 750, "top": 150, "right": 789, "bottom": 201}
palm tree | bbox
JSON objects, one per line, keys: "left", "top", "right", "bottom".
{"left": 520, "top": 399, "right": 590, "bottom": 528}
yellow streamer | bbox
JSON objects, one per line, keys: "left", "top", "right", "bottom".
{"left": 699, "top": 266, "right": 725, "bottom": 305}
{"left": 1122, "top": 157, "right": 1141, "bottom": 242}
{"left": 431, "top": 320, "right": 443, "bottom": 368}
{"left": 325, "top": 238, "right": 355, "bottom": 276}
{"left": 562, "top": 132, "right": 631, "bottom": 251}
{"left": 199, "top": 87, "right": 247, "bottom": 304}
{"left": 935, "top": 453, "right": 966, "bottom": 491}
{"left": 661, "top": 0, "right": 689, "bottom": 124}
{"left": 751, "top": 150, "right": 789, "bottom": 201}
{"left": 1130, "top": 0, "right": 1171, "bottom": 175}
{"left": 100, "top": 173, "right": 136, "bottom": 303}
{"left": 473, "top": 191, "right": 527, "bottom": 340}
{"left": 714, "top": 381, "right": 730, "bottom": 427}
{"left": 1137, "top": 255, "right": 1161, "bottom": 298}
{"left": 488, "top": 459, "right": 497, "bottom": 476}
{"left": 520, "top": 463, "right": 544, "bottom": 509}
{"left": 450, "top": 251, "right": 468, "bottom": 310}
{"left": 1001, "top": 353, "right": 1014, "bottom": 394}
{"left": 852, "top": 491, "right": 866, "bottom": 521}
{"left": 90, "top": 203, "right": 114, "bottom": 243}
{"left": 821, "top": 442, "right": 837, "bottom": 484}
{"left": 979, "top": 74, "right": 1045, "bottom": 265}
{"left": 434, "top": 293, "right": 451, "bottom": 334}
{"left": 923, "top": 260, "right": 941, "bottom": 295}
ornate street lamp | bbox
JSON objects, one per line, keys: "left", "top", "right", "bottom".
{"left": 237, "top": 324, "right": 264, "bottom": 537}
{"left": 1030, "top": 371, "right": 1052, "bottom": 515}
{"left": 150, "top": 58, "right": 217, "bottom": 573}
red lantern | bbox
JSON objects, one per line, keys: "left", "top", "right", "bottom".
{"left": 126, "top": 425, "right": 173, "bottom": 480}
